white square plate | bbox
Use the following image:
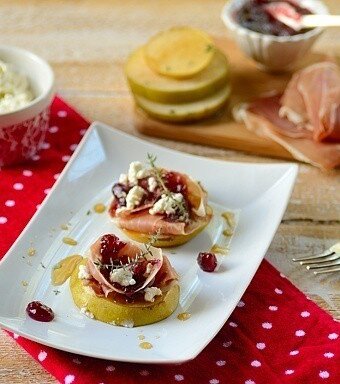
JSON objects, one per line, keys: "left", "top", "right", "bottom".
{"left": 0, "top": 122, "right": 297, "bottom": 364}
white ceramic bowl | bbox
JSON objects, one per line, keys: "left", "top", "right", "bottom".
{"left": 221, "top": 0, "right": 329, "bottom": 72}
{"left": 0, "top": 46, "right": 54, "bottom": 167}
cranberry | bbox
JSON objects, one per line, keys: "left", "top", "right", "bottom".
{"left": 197, "top": 252, "right": 217, "bottom": 272}
{"left": 164, "top": 171, "right": 187, "bottom": 194}
{"left": 26, "top": 301, "right": 54, "bottom": 322}
{"left": 112, "top": 183, "right": 130, "bottom": 207}
{"left": 100, "top": 234, "right": 126, "bottom": 263}
{"left": 132, "top": 261, "right": 147, "bottom": 280}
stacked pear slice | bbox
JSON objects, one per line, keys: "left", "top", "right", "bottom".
{"left": 125, "top": 27, "right": 231, "bottom": 123}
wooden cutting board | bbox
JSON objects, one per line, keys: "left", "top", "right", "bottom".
{"left": 135, "top": 37, "right": 326, "bottom": 160}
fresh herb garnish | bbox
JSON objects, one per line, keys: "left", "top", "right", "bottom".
{"left": 146, "top": 153, "right": 189, "bottom": 222}
{"left": 94, "top": 231, "right": 160, "bottom": 274}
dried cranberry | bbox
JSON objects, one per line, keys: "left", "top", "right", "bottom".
{"left": 197, "top": 252, "right": 217, "bottom": 272}
{"left": 100, "top": 234, "right": 126, "bottom": 263}
{"left": 26, "top": 301, "right": 54, "bottom": 322}
{"left": 164, "top": 171, "right": 187, "bottom": 194}
{"left": 137, "top": 177, "right": 149, "bottom": 191}
{"left": 112, "top": 183, "right": 129, "bottom": 207}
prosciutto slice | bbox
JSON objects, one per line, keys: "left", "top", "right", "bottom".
{"left": 234, "top": 97, "right": 340, "bottom": 170}
{"left": 280, "top": 62, "right": 340, "bottom": 142}
{"left": 87, "top": 236, "right": 163, "bottom": 297}
{"left": 234, "top": 62, "right": 340, "bottom": 170}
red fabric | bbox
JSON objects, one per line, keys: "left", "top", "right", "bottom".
{"left": 0, "top": 97, "right": 339, "bottom": 384}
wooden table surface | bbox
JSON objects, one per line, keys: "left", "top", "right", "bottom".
{"left": 0, "top": 1, "right": 339, "bottom": 382}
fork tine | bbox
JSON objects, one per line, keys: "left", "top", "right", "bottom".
{"left": 299, "top": 253, "right": 340, "bottom": 266}
{"left": 307, "top": 262, "right": 340, "bottom": 270}
{"left": 313, "top": 266, "right": 340, "bottom": 275}
{"left": 292, "top": 251, "right": 335, "bottom": 262}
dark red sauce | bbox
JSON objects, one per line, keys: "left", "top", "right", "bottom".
{"left": 236, "top": 0, "right": 313, "bottom": 36}
{"left": 197, "top": 252, "right": 217, "bottom": 272}
{"left": 26, "top": 301, "right": 54, "bottom": 322}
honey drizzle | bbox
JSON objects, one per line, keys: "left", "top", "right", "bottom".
{"left": 139, "top": 341, "right": 153, "bottom": 350}
{"left": 52, "top": 255, "right": 83, "bottom": 286}
{"left": 177, "top": 312, "right": 191, "bottom": 321}
{"left": 210, "top": 244, "right": 228, "bottom": 254}
{"left": 62, "top": 237, "right": 78, "bottom": 246}
{"left": 27, "top": 247, "right": 36, "bottom": 256}
{"left": 93, "top": 203, "right": 106, "bottom": 213}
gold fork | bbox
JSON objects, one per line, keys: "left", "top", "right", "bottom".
{"left": 292, "top": 243, "right": 340, "bottom": 275}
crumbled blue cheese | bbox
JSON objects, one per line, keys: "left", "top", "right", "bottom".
{"left": 143, "top": 262, "right": 153, "bottom": 277}
{"left": 125, "top": 185, "right": 145, "bottom": 209}
{"left": 147, "top": 176, "right": 157, "bottom": 192}
{"left": 80, "top": 307, "right": 95, "bottom": 319}
{"left": 110, "top": 268, "right": 136, "bottom": 287}
{"left": 149, "top": 193, "right": 183, "bottom": 215}
{"left": 78, "top": 265, "right": 91, "bottom": 280}
{"left": 119, "top": 173, "right": 128, "bottom": 184}
{"left": 144, "top": 287, "right": 162, "bottom": 302}
{"left": 128, "top": 161, "right": 149, "bottom": 184}
{"left": 0, "top": 60, "right": 34, "bottom": 114}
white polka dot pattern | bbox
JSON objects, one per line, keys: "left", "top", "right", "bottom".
{"left": 262, "top": 322, "right": 272, "bottom": 329}
{"left": 295, "top": 330, "right": 306, "bottom": 337}
{"left": 251, "top": 360, "right": 261, "bottom": 367}
{"left": 319, "top": 371, "right": 330, "bottom": 379}
{"left": 64, "top": 375, "right": 75, "bottom": 384}
{"left": 0, "top": 217, "right": 8, "bottom": 224}
{"left": 13, "top": 183, "right": 23, "bottom": 190}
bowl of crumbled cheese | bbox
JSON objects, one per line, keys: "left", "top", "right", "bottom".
{"left": 0, "top": 46, "right": 54, "bottom": 167}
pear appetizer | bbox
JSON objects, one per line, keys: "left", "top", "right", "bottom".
{"left": 109, "top": 155, "right": 212, "bottom": 247}
{"left": 70, "top": 234, "right": 179, "bottom": 327}
{"left": 125, "top": 26, "right": 231, "bottom": 123}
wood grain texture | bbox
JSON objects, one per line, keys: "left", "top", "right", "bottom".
{"left": 0, "top": 1, "right": 339, "bottom": 383}
{"left": 134, "top": 40, "right": 335, "bottom": 160}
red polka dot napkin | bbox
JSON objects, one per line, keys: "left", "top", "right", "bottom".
{"left": 0, "top": 97, "right": 339, "bottom": 384}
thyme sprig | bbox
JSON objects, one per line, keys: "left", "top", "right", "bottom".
{"left": 94, "top": 231, "right": 161, "bottom": 274}
{"left": 147, "top": 153, "right": 189, "bottom": 222}
{"left": 94, "top": 255, "right": 142, "bottom": 272}
{"left": 139, "top": 229, "right": 161, "bottom": 259}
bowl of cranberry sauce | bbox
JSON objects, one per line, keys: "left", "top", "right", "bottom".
{"left": 237, "top": 0, "right": 314, "bottom": 37}
{"left": 221, "top": 0, "right": 329, "bottom": 72}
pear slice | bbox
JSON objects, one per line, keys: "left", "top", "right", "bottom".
{"left": 134, "top": 84, "right": 231, "bottom": 123}
{"left": 126, "top": 47, "right": 229, "bottom": 104}
{"left": 144, "top": 27, "right": 215, "bottom": 78}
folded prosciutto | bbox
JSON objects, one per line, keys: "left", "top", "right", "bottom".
{"left": 234, "top": 62, "right": 340, "bottom": 170}
{"left": 109, "top": 157, "right": 212, "bottom": 245}
{"left": 86, "top": 234, "right": 178, "bottom": 301}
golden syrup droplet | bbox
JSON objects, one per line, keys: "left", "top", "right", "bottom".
{"left": 52, "top": 255, "right": 83, "bottom": 286}
{"left": 222, "top": 229, "right": 233, "bottom": 237}
{"left": 177, "top": 312, "right": 191, "bottom": 321}
{"left": 221, "top": 211, "right": 235, "bottom": 227}
{"left": 60, "top": 224, "right": 69, "bottom": 230}
{"left": 22, "top": 280, "right": 29, "bottom": 287}
{"left": 210, "top": 244, "right": 228, "bottom": 255}
{"left": 139, "top": 341, "right": 153, "bottom": 350}
{"left": 28, "top": 247, "right": 36, "bottom": 256}
{"left": 93, "top": 203, "right": 106, "bottom": 213}
{"left": 62, "top": 237, "right": 78, "bottom": 246}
